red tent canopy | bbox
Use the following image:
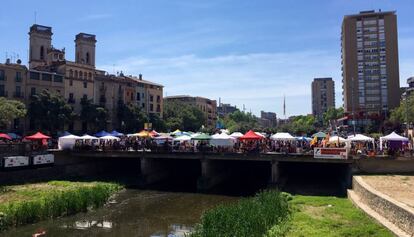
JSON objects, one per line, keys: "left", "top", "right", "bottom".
{"left": 25, "top": 132, "right": 51, "bottom": 140}
{"left": 239, "top": 130, "right": 263, "bottom": 140}
{"left": 0, "top": 133, "right": 12, "bottom": 140}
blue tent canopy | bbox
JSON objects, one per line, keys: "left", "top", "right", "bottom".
{"left": 110, "top": 130, "right": 124, "bottom": 137}
{"left": 95, "top": 130, "right": 110, "bottom": 137}
{"left": 7, "top": 133, "right": 21, "bottom": 139}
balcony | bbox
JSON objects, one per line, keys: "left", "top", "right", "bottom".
{"left": 68, "top": 98, "right": 76, "bottom": 104}
{"left": 13, "top": 92, "right": 24, "bottom": 99}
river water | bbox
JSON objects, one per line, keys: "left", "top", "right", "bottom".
{"left": 0, "top": 190, "right": 238, "bottom": 237}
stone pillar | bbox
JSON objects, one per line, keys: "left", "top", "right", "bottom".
{"left": 197, "top": 159, "right": 227, "bottom": 192}
{"left": 139, "top": 157, "right": 169, "bottom": 186}
{"left": 269, "top": 160, "right": 280, "bottom": 187}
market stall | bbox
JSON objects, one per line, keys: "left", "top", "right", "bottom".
{"left": 379, "top": 132, "right": 408, "bottom": 150}
{"left": 58, "top": 134, "right": 81, "bottom": 150}
{"left": 271, "top": 132, "right": 295, "bottom": 141}
{"left": 211, "top": 133, "right": 236, "bottom": 147}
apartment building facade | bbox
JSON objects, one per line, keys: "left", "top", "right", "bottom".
{"left": 341, "top": 10, "right": 400, "bottom": 115}
{"left": 0, "top": 24, "right": 163, "bottom": 133}
{"left": 311, "top": 77, "right": 335, "bottom": 119}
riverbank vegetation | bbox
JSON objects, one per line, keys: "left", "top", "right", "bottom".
{"left": 0, "top": 181, "right": 122, "bottom": 231}
{"left": 190, "top": 190, "right": 291, "bottom": 237}
{"left": 191, "top": 191, "right": 392, "bottom": 237}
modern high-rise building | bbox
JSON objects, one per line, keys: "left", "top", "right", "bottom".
{"left": 311, "top": 78, "right": 335, "bottom": 119}
{"left": 341, "top": 10, "right": 400, "bottom": 114}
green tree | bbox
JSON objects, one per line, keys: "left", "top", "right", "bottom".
{"left": 323, "top": 107, "right": 344, "bottom": 126}
{"left": 149, "top": 113, "right": 166, "bottom": 131}
{"left": 117, "top": 101, "right": 148, "bottom": 132}
{"left": 0, "top": 97, "right": 26, "bottom": 129}
{"left": 390, "top": 94, "right": 414, "bottom": 125}
{"left": 221, "top": 110, "right": 258, "bottom": 133}
{"left": 28, "top": 90, "right": 74, "bottom": 133}
{"left": 80, "top": 98, "right": 109, "bottom": 132}
{"left": 163, "top": 101, "right": 206, "bottom": 131}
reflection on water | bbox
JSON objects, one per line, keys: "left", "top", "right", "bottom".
{"left": 0, "top": 190, "right": 237, "bottom": 237}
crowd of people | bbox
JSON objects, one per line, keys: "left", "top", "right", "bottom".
{"left": 1, "top": 130, "right": 413, "bottom": 158}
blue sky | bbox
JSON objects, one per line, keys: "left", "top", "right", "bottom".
{"left": 1, "top": 0, "right": 413, "bottom": 117}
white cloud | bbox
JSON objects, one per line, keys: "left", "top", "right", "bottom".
{"left": 99, "top": 50, "right": 342, "bottom": 116}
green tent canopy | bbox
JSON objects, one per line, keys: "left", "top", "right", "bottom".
{"left": 191, "top": 133, "right": 212, "bottom": 140}
{"left": 312, "top": 131, "right": 327, "bottom": 138}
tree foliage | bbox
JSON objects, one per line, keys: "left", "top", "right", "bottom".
{"left": 116, "top": 101, "right": 148, "bottom": 132}
{"left": 0, "top": 97, "right": 26, "bottom": 129}
{"left": 278, "top": 115, "right": 317, "bottom": 136}
{"left": 323, "top": 107, "right": 344, "bottom": 126}
{"left": 221, "top": 110, "right": 258, "bottom": 133}
{"left": 80, "top": 98, "right": 109, "bottom": 132}
{"left": 163, "top": 101, "right": 206, "bottom": 132}
{"left": 28, "top": 90, "right": 74, "bottom": 132}
{"left": 390, "top": 94, "right": 414, "bottom": 125}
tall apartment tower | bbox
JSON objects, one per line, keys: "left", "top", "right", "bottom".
{"left": 75, "top": 33, "right": 96, "bottom": 67}
{"left": 311, "top": 78, "right": 335, "bottom": 119}
{"left": 29, "top": 24, "right": 52, "bottom": 69}
{"left": 341, "top": 10, "right": 400, "bottom": 114}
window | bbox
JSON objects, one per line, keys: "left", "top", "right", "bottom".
{"left": 79, "top": 71, "right": 83, "bottom": 79}
{"left": 69, "top": 70, "right": 73, "bottom": 78}
{"left": 15, "top": 86, "right": 21, "bottom": 97}
{"left": 88, "top": 72, "right": 92, "bottom": 80}
{"left": 86, "top": 52, "right": 90, "bottom": 64}
{"left": 157, "top": 95, "right": 160, "bottom": 102}
{"left": 42, "top": 73, "right": 52, "bottom": 81}
{"left": 31, "top": 87, "right": 36, "bottom": 96}
{"left": 142, "top": 103, "right": 145, "bottom": 108}
{"left": 137, "top": 92, "right": 140, "bottom": 101}
{"left": 54, "top": 75, "right": 63, "bottom": 82}
{"left": 69, "top": 79, "right": 73, "bottom": 86}
{"left": 157, "top": 104, "right": 161, "bottom": 112}
{"left": 150, "top": 104, "right": 154, "bottom": 111}
{"left": 83, "top": 82, "right": 87, "bottom": 88}
{"left": 0, "top": 70, "right": 5, "bottom": 80}
{"left": 30, "top": 72, "right": 40, "bottom": 80}
{"left": 15, "top": 72, "right": 22, "bottom": 82}
{"left": 150, "top": 95, "right": 154, "bottom": 102}
{"left": 75, "top": 71, "right": 78, "bottom": 78}
{"left": 0, "top": 85, "right": 5, "bottom": 97}
{"left": 40, "top": 46, "right": 44, "bottom": 60}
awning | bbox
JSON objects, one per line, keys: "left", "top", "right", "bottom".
{"left": 239, "top": 130, "right": 263, "bottom": 140}
{"left": 25, "top": 132, "right": 51, "bottom": 140}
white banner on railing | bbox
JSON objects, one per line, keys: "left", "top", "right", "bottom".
{"left": 314, "top": 148, "right": 348, "bottom": 159}
{"left": 3, "top": 156, "right": 29, "bottom": 167}
{"left": 33, "top": 154, "right": 54, "bottom": 165}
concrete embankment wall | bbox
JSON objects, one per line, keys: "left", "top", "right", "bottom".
{"left": 355, "top": 158, "right": 414, "bottom": 174}
{"left": 0, "top": 151, "right": 141, "bottom": 185}
{"left": 351, "top": 176, "right": 414, "bottom": 236}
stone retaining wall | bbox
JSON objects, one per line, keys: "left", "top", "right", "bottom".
{"left": 352, "top": 176, "right": 414, "bottom": 236}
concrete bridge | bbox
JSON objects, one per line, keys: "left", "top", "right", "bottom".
{"left": 68, "top": 151, "right": 355, "bottom": 192}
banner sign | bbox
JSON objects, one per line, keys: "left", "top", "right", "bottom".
{"left": 314, "top": 148, "right": 348, "bottom": 159}
{"left": 33, "top": 154, "right": 54, "bottom": 165}
{"left": 3, "top": 156, "right": 29, "bottom": 168}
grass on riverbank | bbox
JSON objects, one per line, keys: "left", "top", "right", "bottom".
{"left": 268, "top": 195, "right": 393, "bottom": 237}
{"left": 191, "top": 192, "right": 393, "bottom": 237}
{"left": 190, "top": 190, "right": 290, "bottom": 237}
{"left": 0, "top": 181, "right": 122, "bottom": 231}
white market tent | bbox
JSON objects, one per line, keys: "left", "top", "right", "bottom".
{"left": 229, "top": 132, "right": 244, "bottom": 139}
{"left": 58, "top": 134, "right": 80, "bottom": 150}
{"left": 348, "top": 134, "right": 374, "bottom": 142}
{"left": 174, "top": 135, "right": 192, "bottom": 142}
{"left": 255, "top": 132, "right": 266, "bottom": 138}
{"left": 80, "top": 134, "right": 99, "bottom": 140}
{"left": 99, "top": 135, "right": 120, "bottom": 141}
{"left": 328, "top": 136, "right": 347, "bottom": 143}
{"left": 211, "top": 133, "right": 236, "bottom": 147}
{"left": 380, "top": 132, "right": 408, "bottom": 150}
{"left": 271, "top": 132, "right": 295, "bottom": 141}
